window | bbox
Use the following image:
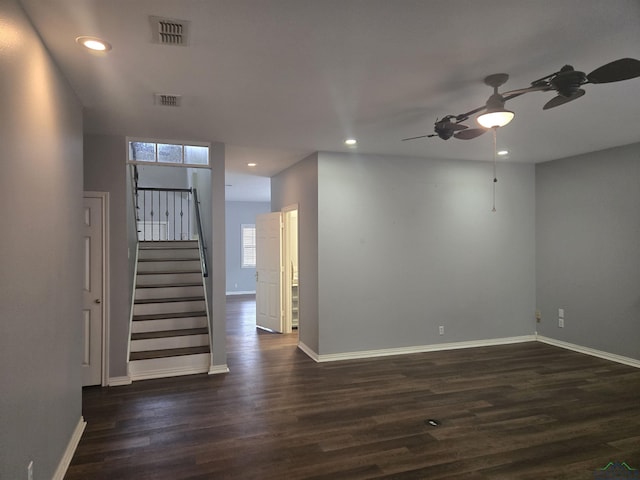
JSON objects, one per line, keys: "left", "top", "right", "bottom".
{"left": 241, "top": 224, "right": 256, "bottom": 268}
{"left": 127, "top": 139, "right": 210, "bottom": 167}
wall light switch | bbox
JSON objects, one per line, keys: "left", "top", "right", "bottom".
{"left": 439, "top": 326, "right": 444, "bottom": 335}
{"left": 558, "top": 308, "right": 564, "bottom": 318}
{"left": 559, "top": 318, "right": 564, "bottom": 328}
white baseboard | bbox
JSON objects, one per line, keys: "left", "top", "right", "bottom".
{"left": 208, "top": 364, "right": 230, "bottom": 375}
{"left": 52, "top": 416, "right": 86, "bottom": 480}
{"left": 315, "top": 335, "right": 536, "bottom": 363}
{"left": 536, "top": 335, "right": 640, "bottom": 369}
{"left": 225, "top": 291, "right": 256, "bottom": 296}
{"left": 298, "top": 341, "right": 319, "bottom": 362}
{"left": 108, "top": 375, "right": 132, "bottom": 386}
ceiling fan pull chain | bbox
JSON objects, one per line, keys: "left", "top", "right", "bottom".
{"left": 492, "top": 127, "right": 497, "bottom": 212}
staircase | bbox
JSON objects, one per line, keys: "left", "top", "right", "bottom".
{"left": 129, "top": 240, "right": 211, "bottom": 380}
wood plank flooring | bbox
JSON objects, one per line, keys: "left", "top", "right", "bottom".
{"left": 66, "top": 296, "right": 640, "bottom": 479}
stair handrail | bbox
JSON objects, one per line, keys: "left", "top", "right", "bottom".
{"left": 192, "top": 188, "right": 209, "bottom": 278}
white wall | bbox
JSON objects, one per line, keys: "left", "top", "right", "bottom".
{"left": 317, "top": 152, "right": 536, "bottom": 355}
{"left": 0, "top": 0, "right": 84, "bottom": 477}
{"left": 225, "top": 201, "right": 271, "bottom": 294}
{"left": 536, "top": 143, "right": 640, "bottom": 360}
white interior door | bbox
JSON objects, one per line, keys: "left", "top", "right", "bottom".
{"left": 82, "top": 196, "right": 104, "bottom": 386}
{"left": 256, "top": 212, "right": 282, "bottom": 332}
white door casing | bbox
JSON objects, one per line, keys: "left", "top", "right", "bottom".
{"left": 82, "top": 195, "right": 105, "bottom": 386}
{"left": 256, "top": 212, "right": 282, "bottom": 332}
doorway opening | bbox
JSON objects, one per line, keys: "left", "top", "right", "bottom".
{"left": 255, "top": 205, "right": 300, "bottom": 335}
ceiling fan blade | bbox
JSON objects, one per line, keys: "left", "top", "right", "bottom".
{"left": 587, "top": 58, "right": 640, "bottom": 84}
{"left": 454, "top": 128, "right": 487, "bottom": 140}
{"left": 402, "top": 134, "right": 435, "bottom": 141}
{"left": 543, "top": 89, "right": 585, "bottom": 110}
{"left": 450, "top": 123, "right": 468, "bottom": 131}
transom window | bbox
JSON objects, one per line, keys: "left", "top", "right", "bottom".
{"left": 127, "top": 139, "right": 210, "bottom": 168}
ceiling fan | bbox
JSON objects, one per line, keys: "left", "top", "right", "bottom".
{"left": 402, "top": 57, "right": 640, "bottom": 142}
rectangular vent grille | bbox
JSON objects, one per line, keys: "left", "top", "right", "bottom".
{"left": 154, "top": 94, "right": 181, "bottom": 107}
{"left": 150, "top": 16, "right": 189, "bottom": 46}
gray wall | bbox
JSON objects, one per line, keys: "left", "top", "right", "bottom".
{"left": 0, "top": 0, "right": 84, "bottom": 478}
{"left": 317, "top": 152, "right": 536, "bottom": 355}
{"left": 271, "top": 153, "right": 320, "bottom": 352}
{"left": 536, "top": 143, "right": 640, "bottom": 360}
{"left": 225, "top": 201, "right": 271, "bottom": 294}
{"left": 84, "top": 134, "right": 131, "bottom": 378}
{"left": 209, "top": 143, "right": 228, "bottom": 367}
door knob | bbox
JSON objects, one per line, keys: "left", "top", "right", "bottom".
{"left": 94, "top": 299, "right": 101, "bottom": 304}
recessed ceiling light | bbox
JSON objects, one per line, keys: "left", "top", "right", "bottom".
{"left": 344, "top": 138, "right": 357, "bottom": 146}
{"left": 76, "top": 36, "right": 112, "bottom": 52}
{"left": 497, "top": 150, "right": 509, "bottom": 156}
{"left": 247, "top": 163, "right": 257, "bottom": 167}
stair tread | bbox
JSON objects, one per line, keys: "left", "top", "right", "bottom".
{"left": 135, "top": 296, "right": 205, "bottom": 305}
{"left": 131, "top": 327, "right": 209, "bottom": 340}
{"left": 133, "top": 311, "right": 208, "bottom": 322}
{"left": 138, "top": 257, "right": 200, "bottom": 262}
{"left": 136, "top": 282, "right": 203, "bottom": 289}
{"left": 130, "top": 345, "right": 210, "bottom": 361}
{"left": 137, "top": 270, "right": 202, "bottom": 275}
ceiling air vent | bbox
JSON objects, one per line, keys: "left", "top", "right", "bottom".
{"left": 150, "top": 16, "right": 190, "bottom": 46}
{"left": 154, "top": 93, "right": 181, "bottom": 107}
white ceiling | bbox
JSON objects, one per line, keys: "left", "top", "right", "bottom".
{"left": 21, "top": 0, "right": 640, "bottom": 201}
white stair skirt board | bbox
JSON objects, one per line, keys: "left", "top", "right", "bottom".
{"left": 225, "top": 291, "right": 257, "bottom": 296}
{"left": 129, "top": 353, "right": 211, "bottom": 381}
{"left": 133, "top": 300, "right": 206, "bottom": 316}
{"left": 536, "top": 335, "right": 640, "bottom": 369}
{"left": 135, "top": 285, "right": 204, "bottom": 300}
{"left": 208, "top": 364, "right": 230, "bottom": 375}
{"left": 136, "top": 272, "right": 203, "bottom": 286}
{"left": 130, "top": 334, "right": 209, "bottom": 352}
{"left": 52, "top": 416, "right": 86, "bottom": 480}
{"left": 312, "top": 336, "right": 536, "bottom": 363}
{"left": 108, "top": 375, "right": 132, "bottom": 386}
{"left": 131, "top": 315, "right": 208, "bottom": 333}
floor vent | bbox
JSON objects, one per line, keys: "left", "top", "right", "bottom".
{"left": 155, "top": 94, "right": 181, "bottom": 107}
{"left": 150, "top": 16, "right": 190, "bottom": 46}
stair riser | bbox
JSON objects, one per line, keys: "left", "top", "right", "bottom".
{"left": 134, "top": 300, "right": 206, "bottom": 316}
{"left": 136, "top": 272, "right": 203, "bottom": 286}
{"left": 129, "top": 353, "right": 210, "bottom": 381}
{"left": 137, "top": 260, "right": 202, "bottom": 273}
{"left": 132, "top": 316, "right": 208, "bottom": 333}
{"left": 130, "top": 334, "right": 209, "bottom": 352}
{"left": 139, "top": 241, "right": 199, "bottom": 250}
{"left": 138, "top": 249, "right": 200, "bottom": 261}
{"left": 135, "top": 285, "right": 204, "bottom": 300}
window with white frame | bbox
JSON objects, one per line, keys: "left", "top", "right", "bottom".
{"left": 241, "top": 224, "right": 256, "bottom": 268}
{"left": 127, "top": 139, "right": 210, "bottom": 167}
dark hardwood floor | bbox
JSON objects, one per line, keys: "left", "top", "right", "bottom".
{"left": 66, "top": 296, "right": 640, "bottom": 479}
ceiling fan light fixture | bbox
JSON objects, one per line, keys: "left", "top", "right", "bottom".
{"left": 477, "top": 109, "right": 514, "bottom": 129}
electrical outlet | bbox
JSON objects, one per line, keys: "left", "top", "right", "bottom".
{"left": 27, "top": 461, "right": 33, "bottom": 480}
{"left": 559, "top": 318, "right": 564, "bottom": 328}
{"left": 535, "top": 310, "right": 541, "bottom": 322}
{"left": 439, "top": 326, "right": 444, "bottom": 335}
